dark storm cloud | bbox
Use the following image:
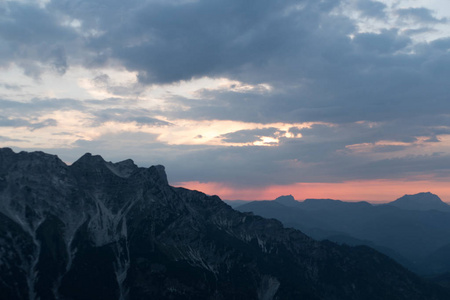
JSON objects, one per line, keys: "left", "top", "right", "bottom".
{"left": 142, "top": 17, "right": 450, "bottom": 127}
{"left": 0, "top": 2, "right": 76, "bottom": 77}
{"left": 5, "top": 0, "right": 450, "bottom": 127}
{"left": 46, "top": 0, "right": 348, "bottom": 84}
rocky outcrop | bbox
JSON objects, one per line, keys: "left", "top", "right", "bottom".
{"left": 0, "top": 148, "right": 448, "bottom": 299}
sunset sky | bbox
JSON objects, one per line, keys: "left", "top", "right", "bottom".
{"left": 1, "top": 0, "right": 450, "bottom": 202}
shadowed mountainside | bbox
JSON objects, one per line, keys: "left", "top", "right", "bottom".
{"left": 236, "top": 194, "right": 450, "bottom": 276}
{"left": 0, "top": 148, "right": 448, "bottom": 299}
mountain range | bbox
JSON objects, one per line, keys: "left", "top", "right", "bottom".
{"left": 0, "top": 148, "right": 448, "bottom": 299}
{"left": 235, "top": 194, "right": 450, "bottom": 277}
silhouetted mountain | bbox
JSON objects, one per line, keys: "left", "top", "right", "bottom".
{"left": 222, "top": 199, "right": 250, "bottom": 208}
{"left": 302, "top": 198, "right": 372, "bottom": 211}
{"left": 237, "top": 195, "right": 450, "bottom": 276}
{"left": 0, "top": 148, "right": 448, "bottom": 299}
{"left": 387, "top": 192, "right": 450, "bottom": 212}
{"left": 274, "top": 195, "right": 299, "bottom": 207}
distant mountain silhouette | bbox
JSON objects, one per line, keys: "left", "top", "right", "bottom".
{"left": 274, "top": 195, "right": 299, "bottom": 207}
{"left": 388, "top": 192, "right": 450, "bottom": 212}
{"left": 302, "top": 198, "right": 372, "bottom": 211}
{"left": 222, "top": 199, "right": 251, "bottom": 208}
{"left": 236, "top": 193, "right": 450, "bottom": 277}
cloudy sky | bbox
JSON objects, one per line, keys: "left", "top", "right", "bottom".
{"left": 1, "top": 0, "right": 450, "bottom": 202}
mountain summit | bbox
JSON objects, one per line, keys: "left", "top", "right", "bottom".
{"left": 388, "top": 192, "right": 450, "bottom": 211}
{"left": 0, "top": 148, "right": 448, "bottom": 299}
{"left": 274, "top": 194, "right": 299, "bottom": 207}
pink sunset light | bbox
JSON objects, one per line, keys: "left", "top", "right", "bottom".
{"left": 176, "top": 179, "right": 450, "bottom": 203}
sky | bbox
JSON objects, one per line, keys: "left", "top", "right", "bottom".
{"left": 1, "top": 0, "right": 450, "bottom": 202}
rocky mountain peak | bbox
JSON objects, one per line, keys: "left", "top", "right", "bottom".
{"left": 147, "top": 164, "right": 168, "bottom": 185}
{"left": 0, "top": 147, "right": 16, "bottom": 171}
{"left": 0, "top": 147, "right": 14, "bottom": 155}
{"left": 0, "top": 149, "right": 66, "bottom": 179}
{"left": 72, "top": 152, "right": 106, "bottom": 166}
{"left": 105, "top": 159, "right": 138, "bottom": 178}
{"left": 70, "top": 153, "right": 167, "bottom": 183}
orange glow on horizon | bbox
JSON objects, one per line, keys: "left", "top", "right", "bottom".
{"left": 174, "top": 179, "right": 450, "bottom": 203}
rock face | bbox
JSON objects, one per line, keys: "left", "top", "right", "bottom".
{"left": 0, "top": 148, "right": 448, "bottom": 300}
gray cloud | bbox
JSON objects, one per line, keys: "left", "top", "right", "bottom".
{"left": 397, "top": 7, "right": 447, "bottom": 24}
{"left": 0, "top": 97, "right": 173, "bottom": 130}
{"left": 4, "top": 0, "right": 450, "bottom": 129}
{"left": 353, "top": 29, "right": 411, "bottom": 54}
{"left": 0, "top": 116, "right": 57, "bottom": 130}
{"left": 90, "top": 74, "right": 145, "bottom": 97}
{"left": 0, "top": 98, "right": 84, "bottom": 116}
{"left": 403, "top": 27, "right": 436, "bottom": 36}
{"left": 355, "top": 154, "right": 450, "bottom": 180}
{"left": 45, "top": 0, "right": 352, "bottom": 85}
{"left": 90, "top": 108, "right": 172, "bottom": 126}
{"left": 219, "top": 128, "right": 283, "bottom": 144}
{"left": 356, "top": 0, "right": 387, "bottom": 19}
{"left": 0, "top": 2, "right": 77, "bottom": 77}
{"left": 0, "top": 135, "right": 25, "bottom": 142}
{"left": 0, "top": 83, "right": 25, "bottom": 91}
